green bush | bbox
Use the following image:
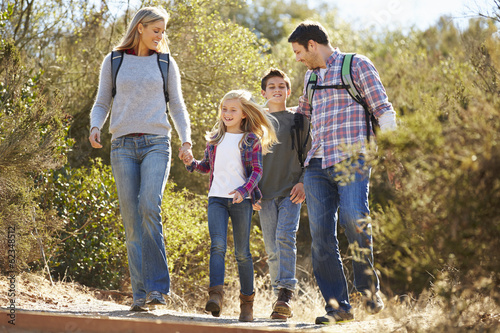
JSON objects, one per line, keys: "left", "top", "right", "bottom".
{"left": 41, "top": 160, "right": 266, "bottom": 293}
{"left": 40, "top": 159, "right": 126, "bottom": 289}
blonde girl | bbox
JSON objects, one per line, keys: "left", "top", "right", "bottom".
{"left": 183, "top": 90, "right": 277, "bottom": 322}
{"left": 89, "top": 7, "right": 192, "bottom": 311}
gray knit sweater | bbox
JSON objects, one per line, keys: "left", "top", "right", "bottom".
{"left": 90, "top": 52, "right": 191, "bottom": 143}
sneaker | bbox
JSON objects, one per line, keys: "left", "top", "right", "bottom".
{"left": 315, "top": 310, "right": 354, "bottom": 324}
{"left": 129, "top": 298, "right": 148, "bottom": 312}
{"left": 271, "top": 288, "right": 294, "bottom": 320}
{"left": 146, "top": 291, "right": 166, "bottom": 306}
{"left": 362, "top": 291, "right": 384, "bottom": 314}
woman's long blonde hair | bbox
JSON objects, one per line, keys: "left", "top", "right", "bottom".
{"left": 114, "top": 7, "right": 170, "bottom": 53}
{"left": 207, "top": 90, "right": 279, "bottom": 155}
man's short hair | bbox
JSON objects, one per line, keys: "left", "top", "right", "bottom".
{"left": 261, "top": 68, "right": 291, "bottom": 91}
{"left": 288, "top": 20, "right": 330, "bottom": 49}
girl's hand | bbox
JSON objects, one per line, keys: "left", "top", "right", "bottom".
{"left": 229, "top": 190, "right": 243, "bottom": 204}
{"left": 182, "top": 152, "right": 194, "bottom": 165}
{"left": 252, "top": 200, "right": 262, "bottom": 211}
{"left": 89, "top": 127, "right": 102, "bottom": 149}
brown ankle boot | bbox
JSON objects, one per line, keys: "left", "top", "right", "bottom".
{"left": 271, "top": 288, "right": 294, "bottom": 320}
{"left": 205, "top": 285, "right": 224, "bottom": 317}
{"left": 239, "top": 292, "right": 255, "bottom": 322}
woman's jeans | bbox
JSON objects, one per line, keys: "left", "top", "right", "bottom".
{"left": 207, "top": 197, "right": 254, "bottom": 296}
{"left": 259, "top": 196, "right": 300, "bottom": 294}
{"left": 111, "top": 134, "right": 171, "bottom": 301}
{"left": 304, "top": 158, "right": 380, "bottom": 313}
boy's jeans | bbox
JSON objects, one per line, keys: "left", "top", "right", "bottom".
{"left": 111, "top": 135, "right": 171, "bottom": 301}
{"left": 259, "top": 196, "right": 300, "bottom": 294}
{"left": 304, "top": 158, "right": 380, "bottom": 313}
{"left": 207, "top": 197, "right": 254, "bottom": 296}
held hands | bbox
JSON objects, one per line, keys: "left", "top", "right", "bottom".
{"left": 229, "top": 190, "right": 244, "bottom": 204}
{"left": 290, "top": 183, "right": 306, "bottom": 204}
{"left": 252, "top": 200, "right": 262, "bottom": 211}
{"left": 89, "top": 127, "right": 102, "bottom": 149}
{"left": 178, "top": 142, "right": 193, "bottom": 165}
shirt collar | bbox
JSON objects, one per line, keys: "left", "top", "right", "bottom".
{"left": 325, "top": 48, "right": 342, "bottom": 67}
{"left": 124, "top": 48, "right": 157, "bottom": 56}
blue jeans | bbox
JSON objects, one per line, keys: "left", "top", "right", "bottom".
{"left": 304, "top": 158, "right": 380, "bottom": 313}
{"left": 259, "top": 196, "right": 300, "bottom": 294}
{"left": 111, "top": 135, "right": 171, "bottom": 301}
{"left": 207, "top": 197, "right": 254, "bottom": 296}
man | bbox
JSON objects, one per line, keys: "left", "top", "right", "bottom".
{"left": 288, "top": 21, "right": 396, "bottom": 324}
{"left": 255, "top": 68, "right": 311, "bottom": 321}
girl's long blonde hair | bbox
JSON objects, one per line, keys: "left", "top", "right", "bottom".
{"left": 207, "top": 90, "right": 279, "bottom": 155}
{"left": 114, "top": 7, "right": 170, "bottom": 53}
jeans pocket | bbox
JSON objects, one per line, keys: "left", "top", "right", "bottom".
{"left": 147, "top": 135, "right": 169, "bottom": 146}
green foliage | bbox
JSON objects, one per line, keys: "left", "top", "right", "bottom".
{"left": 39, "top": 159, "right": 126, "bottom": 289}
{"left": 366, "top": 18, "right": 500, "bottom": 308}
{"left": 0, "top": 30, "right": 70, "bottom": 273}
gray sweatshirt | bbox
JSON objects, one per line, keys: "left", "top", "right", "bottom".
{"left": 90, "top": 52, "right": 191, "bottom": 143}
{"left": 259, "top": 110, "right": 311, "bottom": 200}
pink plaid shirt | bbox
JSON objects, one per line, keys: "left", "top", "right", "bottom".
{"left": 297, "top": 49, "right": 394, "bottom": 169}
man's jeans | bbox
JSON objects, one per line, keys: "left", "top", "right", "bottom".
{"left": 111, "top": 135, "right": 171, "bottom": 301}
{"left": 304, "top": 158, "right": 380, "bottom": 313}
{"left": 259, "top": 196, "right": 300, "bottom": 294}
{"left": 207, "top": 197, "right": 254, "bottom": 296}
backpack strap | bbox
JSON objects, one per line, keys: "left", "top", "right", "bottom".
{"left": 111, "top": 51, "right": 124, "bottom": 98}
{"left": 290, "top": 113, "right": 310, "bottom": 169}
{"left": 157, "top": 53, "right": 170, "bottom": 110}
{"left": 340, "top": 53, "right": 374, "bottom": 142}
{"left": 306, "top": 72, "right": 318, "bottom": 111}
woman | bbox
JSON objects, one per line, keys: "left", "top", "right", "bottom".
{"left": 89, "top": 7, "right": 192, "bottom": 311}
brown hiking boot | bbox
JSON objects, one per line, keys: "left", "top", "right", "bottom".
{"left": 271, "top": 288, "right": 294, "bottom": 320}
{"left": 239, "top": 292, "right": 254, "bottom": 322}
{"left": 205, "top": 285, "right": 224, "bottom": 317}
{"left": 315, "top": 310, "right": 354, "bottom": 324}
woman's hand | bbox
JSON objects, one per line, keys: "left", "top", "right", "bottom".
{"left": 179, "top": 142, "right": 193, "bottom": 165}
{"left": 89, "top": 127, "right": 102, "bottom": 149}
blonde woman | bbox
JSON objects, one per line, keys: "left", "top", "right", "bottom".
{"left": 182, "top": 90, "right": 277, "bottom": 322}
{"left": 89, "top": 7, "right": 192, "bottom": 311}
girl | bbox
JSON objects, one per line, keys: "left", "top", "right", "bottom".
{"left": 89, "top": 7, "right": 192, "bottom": 311}
{"left": 183, "top": 90, "right": 277, "bottom": 322}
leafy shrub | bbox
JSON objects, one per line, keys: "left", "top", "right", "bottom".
{"left": 40, "top": 159, "right": 126, "bottom": 289}
{"left": 41, "top": 160, "right": 266, "bottom": 294}
{"left": 0, "top": 31, "right": 70, "bottom": 273}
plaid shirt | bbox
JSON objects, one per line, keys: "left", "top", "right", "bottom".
{"left": 297, "top": 49, "right": 394, "bottom": 169}
{"left": 187, "top": 132, "right": 263, "bottom": 204}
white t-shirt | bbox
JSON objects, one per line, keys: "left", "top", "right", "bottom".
{"left": 208, "top": 133, "right": 247, "bottom": 198}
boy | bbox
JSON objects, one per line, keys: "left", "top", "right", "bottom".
{"left": 255, "top": 68, "right": 311, "bottom": 320}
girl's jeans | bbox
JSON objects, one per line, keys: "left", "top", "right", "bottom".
{"left": 304, "top": 158, "right": 380, "bottom": 313}
{"left": 207, "top": 197, "right": 254, "bottom": 295}
{"left": 111, "top": 134, "right": 171, "bottom": 301}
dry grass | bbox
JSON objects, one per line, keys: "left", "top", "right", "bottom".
{"left": 1, "top": 271, "right": 499, "bottom": 332}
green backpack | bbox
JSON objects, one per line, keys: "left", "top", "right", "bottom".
{"left": 306, "top": 53, "right": 378, "bottom": 142}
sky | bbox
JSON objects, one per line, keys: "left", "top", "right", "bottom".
{"left": 99, "top": 0, "right": 498, "bottom": 32}
{"left": 310, "top": 0, "right": 497, "bottom": 32}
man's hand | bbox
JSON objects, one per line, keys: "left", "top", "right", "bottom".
{"left": 290, "top": 182, "right": 306, "bottom": 204}
{"left": 252, "top": 200, "right": 262, "bottom": 211}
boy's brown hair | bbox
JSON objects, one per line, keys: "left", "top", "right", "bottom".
{"left": 261, "top": 68, "right": 291, "bottom": 91}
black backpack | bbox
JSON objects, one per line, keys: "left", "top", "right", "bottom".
{"left": 306, "top": 53, "right": 379, "bottom": 142}
{"left": 290, "top": 112, "right": 310, "bottom": 169}
{"left": 111, "top": 50, "right": 170, "bottom": 113}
